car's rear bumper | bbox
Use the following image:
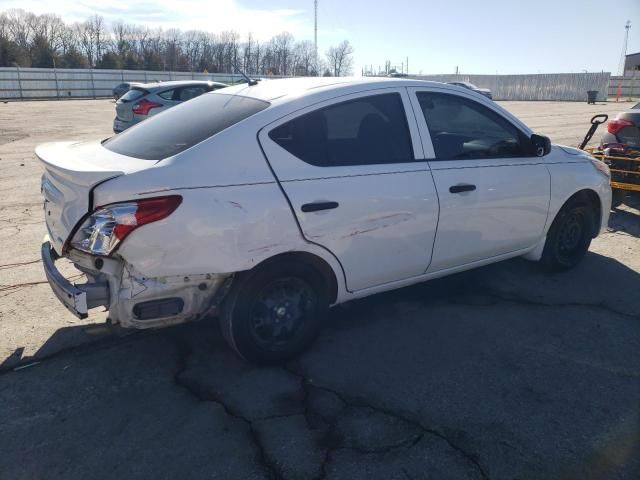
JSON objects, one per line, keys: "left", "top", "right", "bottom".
{"left": 41, "top": 238, "right": 110, "bottom": 319}
{"left": 113, "top": 117, "right": 133, "bottom": 133}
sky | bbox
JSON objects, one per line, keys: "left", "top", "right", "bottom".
{"left": 2, "top": 0, "right": 639, "bottom": 75}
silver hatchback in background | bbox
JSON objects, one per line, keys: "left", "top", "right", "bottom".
{"left": 113, "top": 80, "right": 228, "bottom": 132}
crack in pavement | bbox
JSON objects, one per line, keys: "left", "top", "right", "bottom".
{"left": 455, "top": 288, "right": 639, "bottom": 321}
{"left": 170, "top": 336, "right": 489, "bottom": 480}
{"left": 285, "top": 366, "right": 489, "bottom": 480}
{"left": 172, "top": 340, "right": 282, "bottom": 480}
{"left": 0, "top": 259, "right": 41, "bottom": 270}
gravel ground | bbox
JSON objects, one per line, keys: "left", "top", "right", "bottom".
{"left": 0, "top": 98, "right": 638, "bottom": 480}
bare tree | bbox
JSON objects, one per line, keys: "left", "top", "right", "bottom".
{"left": 0, "top": 7, "right": 356, "bottom": 74}
{"left": 183, "top": 30, "right": 201, "bottom": 71}
{"left": 326, "top": 40, "right": 354, "bottom": 76}
{"left": 293, "top": 40, "right": 316, "bottom": 76}
{"left": 163, "top": 29, "right": 181, "bottom": 70}
{"left": 272, "top": 31, "right": 294, "bottom": 75}
{"left": 242, "top": 32, "right": 253, "bottom": 72}
{"left": 75, "top": 21, "right": 94, "bottom": 66}
{"left": 6, "top": 9, "right": 35, "bottom": 53}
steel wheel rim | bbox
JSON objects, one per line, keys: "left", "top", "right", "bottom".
{"left": 249, "top": 277, "right": 316, "bottom": 351}
{"left": 558, "top": 212, "right": 584, "bottom": 255}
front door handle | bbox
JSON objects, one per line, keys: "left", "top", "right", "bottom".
{"left": 301, "top": 201, "right": 339, "bottom": 213}
{"left": 449, "top": 184, "right": 476, "bottom": 194}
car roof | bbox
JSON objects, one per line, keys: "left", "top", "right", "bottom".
{"left": 209, "top": 77, "right": 531, "bottom": 138}
{"left": 135, "top": 80, "right": 228, "bottom": 91}
{"left": 215, "top": 76, "right": 469, "bottom": 104}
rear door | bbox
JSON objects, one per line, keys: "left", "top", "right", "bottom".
{"left": 259, "top": 89, "right": 439, "bottom": 292}
{"left": 408, "top": 88, "right": 550, "bottom": 272}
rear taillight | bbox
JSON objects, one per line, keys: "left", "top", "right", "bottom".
{"left": 69, "top": 196, "right": 182, "bottom": 256}
{"left": 607, "top": 118, "right": 634, "bottom": 135}
{"left": 132, "top": 99, "right": 162, "bottom": 115}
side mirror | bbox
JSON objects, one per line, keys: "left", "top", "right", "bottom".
{"left": 530, "top": 134, "right": 551, "bottom": 157}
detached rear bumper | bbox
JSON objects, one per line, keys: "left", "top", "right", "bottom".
{"left": 41, "top": 239, "right": 109, "bottom": 319}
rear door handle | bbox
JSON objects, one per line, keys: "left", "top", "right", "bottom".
{"left": 301, "top": 201, "right": 339, "bottom": 213}
{"left": 449, "top": 184, "right": 476, "bottom": 194}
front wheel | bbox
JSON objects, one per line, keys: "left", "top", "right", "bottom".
{"left": 541, "top": 202, "right": 595, "bottom": 272}
{"left": 219, "top": 261, "right": 328, "bottom": 364}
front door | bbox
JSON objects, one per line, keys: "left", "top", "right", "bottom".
{"left": 259, "top": 89, "right": 439, "bottom": 292}
{"left": 409, "top": 88, "right": 551, "bottom": 272}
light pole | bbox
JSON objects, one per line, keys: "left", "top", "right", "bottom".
{"left": 618, "top": 20, "right": 631, "bottom": 76}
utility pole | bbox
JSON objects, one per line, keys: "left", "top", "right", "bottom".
{"left": 314, "top": 0, "right": 318, "bottom": 75}
{"left": 618, "top": 20, "right": 631, "bottom": 75}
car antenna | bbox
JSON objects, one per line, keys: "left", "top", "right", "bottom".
{"left": 233, "top": 62, "right": 259, "bottom": 86}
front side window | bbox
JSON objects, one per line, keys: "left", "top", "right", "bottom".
{"left": 269, "top": 93, "right": 414, "bottom": 167}
{"left": 417, "top": 92, "right": 526, "bottom": 160}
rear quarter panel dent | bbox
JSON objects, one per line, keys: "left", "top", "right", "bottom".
{"left": 114, "top": 184, "right": 346, "bottom": 299}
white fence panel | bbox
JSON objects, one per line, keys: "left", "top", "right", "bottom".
{"left": 0, "top": 67, "right": 264, "bottom": 99}
{"left": 0, "top": 68, "right": 620, "bottom": 101}
{"left": 409, "top": 73, "right": 611, "bottom": 101}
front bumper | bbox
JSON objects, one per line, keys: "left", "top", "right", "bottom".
{"left": 41, "top": 239, "right": 109, "bottom": 319}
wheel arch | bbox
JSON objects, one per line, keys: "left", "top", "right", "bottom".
{"left": 554, "top": 188, "right": 602, "bottom": 237}
{"left": 248, "top": 251, "right": 340, "bottom": 304}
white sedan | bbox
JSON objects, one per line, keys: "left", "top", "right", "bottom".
{"left": 38, "top": 77, "right": 612, "bottom": 363}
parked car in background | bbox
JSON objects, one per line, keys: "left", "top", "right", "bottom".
{"left": 599, "top": 104, "right": 640, "bottom": 206}
{"left": 447, "top": 81, "right": 493, "bottom": 99}
{"left": 600, "top": 105, "right": 640, "bottom": 149}
{"left": 113, "top": 80, "right": 228, "bottom": 132}
{"left": 39, "top": 77, "right": 610, "bottom": 363}
{"left": 112, "top": 82, "right": 141, "bottom": 100}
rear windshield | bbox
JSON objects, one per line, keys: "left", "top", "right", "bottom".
{"left": 118, "top": 88, "right": 147, "bottom": 103}
{"left": 104, "top": 93, "right": 270, "bottom": 160}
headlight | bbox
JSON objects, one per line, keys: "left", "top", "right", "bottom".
{"left": 590, "top": 158, "right": 610, "bottom": 178}
{"left": 69, "top": 195, "right": 182, "bottom": 256}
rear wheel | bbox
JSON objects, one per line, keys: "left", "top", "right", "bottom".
{"left": 219, "top": 261, "right": 328, "bottom": 364}
{"left": 541, "top": 201, "right": 594, "bottom": 271}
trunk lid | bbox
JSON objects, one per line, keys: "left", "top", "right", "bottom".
{"left": 37, "top": 140, "right": 154, "bottom": 253}
{"left": 115, "top": 100, "right": 134, "bottom": 121}
{"left": 115, "top": 88, "right": 148, "bottom": 121}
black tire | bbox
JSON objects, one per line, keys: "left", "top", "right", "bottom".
{"left": 611, "top": 189, "right": 626, "bottom": 209}
{"left": 219, "top": 260, "right": 328, "bottom": 364}
{"left": 541, "top": 201, "right": 595, "bottom": 272}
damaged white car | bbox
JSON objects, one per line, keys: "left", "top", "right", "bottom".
{"left": 39, "top": 77, "right": 611, "bottom": 363}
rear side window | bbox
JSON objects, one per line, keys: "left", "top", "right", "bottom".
{"left": 177, "top": 86, "right": 207, "bottom": 101}
{"left": 269, "top": 93, "right": 414, "bottom": 167}
{"left": 158, "top": 89, "right": 176, "bottom": 100}
{"left": 417, "top": 92, "right": 526, "bottom": 160}
{"left": 104, "top": 93, "right": 269, "bottom": 160}
{"left": 119, "top": 88, "right": 147, "bottom": 103}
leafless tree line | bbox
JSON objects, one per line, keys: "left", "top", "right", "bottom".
{"left": 0, "top": 9, "right": 354, "bottom": 76}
